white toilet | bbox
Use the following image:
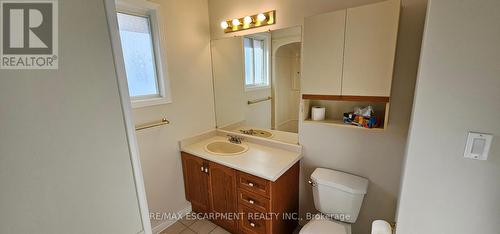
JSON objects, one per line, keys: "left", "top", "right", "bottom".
{"left": 300, "top": 168, "right": 369, "bottom": 234}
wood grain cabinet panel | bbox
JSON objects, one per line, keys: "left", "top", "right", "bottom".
{"left": 208, "top": 162, "right": 238, "bottom": 232}
{"left": 238, "top": 189, "right": 270, "bottom": 213}
{"left": 181, "top": 152, "right": 210, "bottom": 213}
{"left": 239, "top": 204, "right": 270, "bottom": 234}
{"left": 237, "top": 172, "right": 271, "bottom": 198}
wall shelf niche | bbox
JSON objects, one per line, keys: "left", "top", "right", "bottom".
{"left": 302, "top": 95, "right": 390, "bottom": 130}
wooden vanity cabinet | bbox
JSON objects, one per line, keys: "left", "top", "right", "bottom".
{"left": 181, "top": 152, "right": 238, "bottom": 232}
{"left": 181, "top": 152, "right": 211, "bottom": 213}
{"left": 208, "top": 161, "right": 239, "bottom": 233}
{"left": 181, "top": 152, "right": 299, "bottom": 234}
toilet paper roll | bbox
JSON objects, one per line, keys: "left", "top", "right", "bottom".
{"left": 371, "top": 220, "right": 392, "bottom": 234}
{"left": 311, "top": 106, "right": 326, "bottom": 121}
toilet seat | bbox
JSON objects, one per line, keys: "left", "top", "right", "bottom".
{"left": 299, "top": 219, "right": 351, "bottom": 234}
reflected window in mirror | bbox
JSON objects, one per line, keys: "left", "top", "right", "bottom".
{"left": 244, "top": 35, "right": 269, "bottom": 90}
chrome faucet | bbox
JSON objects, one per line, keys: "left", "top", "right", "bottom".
{"left": 227, "top": 135, "right": 243, "bottom": 144}
{"left": 239, "top": 129, "right": 256, "bottom": 136}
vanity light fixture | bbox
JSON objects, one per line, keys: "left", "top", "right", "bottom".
{"left": 220, "top": 10, "right": 276, "bottom": 33}
{"left": 256, "top": 13, "right": 266, "bottom": 22}
{"left": 243, "top": 16, "right": 253, "bottom": 25}
{"left": 232, "top": 18, "right": 241, "bottom": 26}
{"left": 220, "top": 21, "right": 229, "bottom": 29}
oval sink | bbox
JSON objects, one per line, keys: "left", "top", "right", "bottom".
{"left": 204, "top": 141, "right": 248, "bottom": 156}
{"left": 239, "top": 129, "right": 273, "bottom": 138}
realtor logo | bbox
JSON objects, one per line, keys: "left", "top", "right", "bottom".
{"left": 1, "top": 0, "right": 58, "bottom": 69}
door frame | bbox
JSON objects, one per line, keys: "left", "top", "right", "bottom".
{"left": 103, "top": 0, "right": 152, "bottom": 233}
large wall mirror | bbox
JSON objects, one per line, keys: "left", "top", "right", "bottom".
{"left": 211, "top": 26, "right": 302, "bottom": 144}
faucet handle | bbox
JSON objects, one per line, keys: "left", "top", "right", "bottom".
{"left": 227, "top": 134, "right": 243, "bottom": 144}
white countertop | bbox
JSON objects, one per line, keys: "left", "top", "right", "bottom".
{"left": 180, "top": 130, "right": 302, "bottom": 181}
{"left": 220, "top": 122, "right": 299, "bottom": 145}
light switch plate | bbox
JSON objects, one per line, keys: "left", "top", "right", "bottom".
{"left": 464, "top": 132, "right": 493, "bottom": 160}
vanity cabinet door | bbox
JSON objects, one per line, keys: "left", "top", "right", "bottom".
{"left": 342, "top": 0, "right": 400, "bottom": 96}
{"left": 302, "top": 9, "right": 346, "bottom": 95}
{"left": 207, "top": 162, "right": 238, "bottom": 232}
{"left": 181, "top": 152, "right": 210, "bottom": 213}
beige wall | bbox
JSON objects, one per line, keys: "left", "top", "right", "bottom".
{"left": 0, "top": 0, "right": 144, "bottom": 233}
{"left": 396, "top": 0, "right": 500, "bottom": 233}
{"left": 208, "top": 0, "right": 428, "bottom": 233}
{"left": 133, "top": 0, "right": 216, "bottom": 230}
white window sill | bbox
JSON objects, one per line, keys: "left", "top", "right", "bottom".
{"left": 131, "top": 97, "right": 171, "bottom": 109}
{"left": 245, "top": 85, "right": 270, "bottom": 92}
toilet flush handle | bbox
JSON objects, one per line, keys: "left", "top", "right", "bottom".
{"left": 308, "top": 180, "right": 317, "bottom": 187}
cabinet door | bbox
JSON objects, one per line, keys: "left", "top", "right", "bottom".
{"left": 302, "top": 10, "right": 346, "bottom": 95}
{"left": 342, "top": 0, "right": 400, "bottom": 96}
{"left": 208, "top": 162, "right": 238, "bottom": 232}
{"left": 181, "top": 152, "right": 210, "bottom": 213}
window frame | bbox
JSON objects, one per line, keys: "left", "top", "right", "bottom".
{"left": 116, "top": 0, "right": 171, "bottom": 108}
{"left": 243, "top": 33, "right": 271, "bottom": 91}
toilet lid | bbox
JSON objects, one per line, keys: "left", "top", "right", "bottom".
{"left": 300, "top": 219, "right": 350, "bottom": 234}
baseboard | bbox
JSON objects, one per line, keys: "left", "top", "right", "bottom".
{"left": 151, "top": 205, "right": 192, "bottom": 234}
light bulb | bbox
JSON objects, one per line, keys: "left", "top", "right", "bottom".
{"left": 243, "top": 16, "right": 253, "bottom": 25}
{"left": 256, "top": 13, "right": 267, "bottom": 22}
{"left": 232, "top": 18, "right": 241, "bottom": 26}
{"left": 220, "top": 21, "right": 229, "bottom": 29}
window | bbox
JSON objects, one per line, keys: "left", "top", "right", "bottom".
{"left": 244, "top": 36, "right": 269, "bottom": 89}
{"left": 116, "top": 1, "right": 170, "bottom": 108}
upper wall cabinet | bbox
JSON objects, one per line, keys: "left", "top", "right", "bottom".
{"left": 302, "top": 0, "right": 400, "bottom": 97}
{"left": 342, "top": 0, "right": 400, "bottom": 96}
{"left": 302, "top": 10, "right": 346, "bottom": 95}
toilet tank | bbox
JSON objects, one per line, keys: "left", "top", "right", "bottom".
{"left": 310, "top": 168, "right": 369, "bottom": 223}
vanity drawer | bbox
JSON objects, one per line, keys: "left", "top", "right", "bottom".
{"left": 238, "top": 189, "right": 270, "bottom": 213}
{"left": 239, "top": 205, "right": 269, "bottom": 234}
{"left": 237, "top": 172, "right": 270, "bottom": 198}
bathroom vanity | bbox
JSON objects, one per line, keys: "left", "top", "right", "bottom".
{"left": 180, "top": 130, "right": 302, "bottom": 233}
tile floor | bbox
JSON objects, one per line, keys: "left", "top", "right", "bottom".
{"left": 159, "top": 215, "right": 302, "bottom": 234}
{"left": 159, "top": 216, "right": 229, "bottom": 234}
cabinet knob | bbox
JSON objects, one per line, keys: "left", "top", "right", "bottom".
{"left": 250, "top": 222, "right": 256, "bottom": 227}
{"left": 204, "top": 168, "right": 208, "bottom": 173}
{"left": 201, "top": 166, "right": 204, "bottom": 172}
{"left": 248, "top": 182, "right": 254, "bottom": 187}
{"left": 248, "top": 199, "right": 255, "bottom": 204}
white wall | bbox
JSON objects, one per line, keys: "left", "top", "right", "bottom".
{"left": 132, "top": 0, "right": 216, "bottom": 230}
{"left": 211, "top": 36, "right": 272, "bottom": 129}
{"left": 0, "top": 0, "right": 144, "bottom": 233}
{"left": 208, "top": 0, "right": 428, "bottom": 233}
{"left": 245, "top": 88, "right": 272, "bottom": 129}
{"left": 396, "top": 0, "right": 500, "bottom": 233}
{"left": 211, "top": 37, "right": 246, "bottom": 128}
